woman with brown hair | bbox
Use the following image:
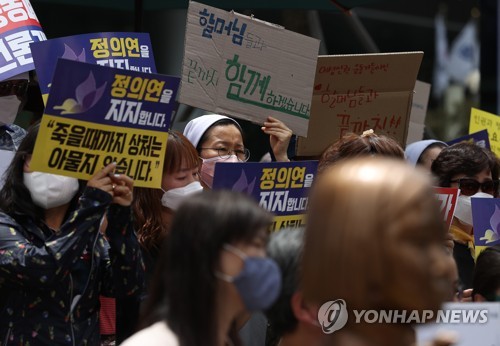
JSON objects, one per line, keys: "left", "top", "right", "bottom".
{"left": 117, "top": 130, "right": 203, "bottom": 343}
{"left": 317, "top": 130, "right": 405, "bottom": 174}
{"left": 132, "top": 130, "right": 202, "bottom": 260}
{"left": 302, "top": 158, "right": 450, "bottom": 346}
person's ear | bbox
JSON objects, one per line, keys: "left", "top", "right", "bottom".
{"left": 291, "top": 291, "right": 319, "bottom": 326}
{"left": 23, "top": 154, "right": 32, "bottom": 173}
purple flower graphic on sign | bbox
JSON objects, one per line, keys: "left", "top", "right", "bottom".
{"left": 53, "top": 72, "right": 107, "bottom": 114}
{"left": 480, "top": 205, "right": 500, "bottom": 244}
{"left": 232, "top": 170, "right": 256, "bottom": 194}
{"left": 61, "top": 44, "right": 86, "bottom": 62}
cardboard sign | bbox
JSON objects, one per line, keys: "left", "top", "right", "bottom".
{"left": 0, "top": 0, "right": 46, "bottom": 81}
{"left": 471, "top": 198, "right": 500, "bottom": 258}
{"left": 212, "top": 160, "right": 318, "bottom": 231}
{"left": 416, "top": 302, "right": 500, "bottom": 346}
{"left": 447, "top": 129, "right": 490, "bottom": 149}
{"left": 30, "top": 59, "right": 180, "bottom": 188}
{"left": 296, "top": 52, "right": 424, "bottom": 156}
{"left": 406, "top": 80, "right": 431, "bottom": 146}
{"left": 435, "top": 187, "right": 459, "bottom": 231}
{"left": 179, "top": 1, "right": 320, "bottom": 137}
{"left": 469, "top": 108, "right": 500, "bottom": 156}
{"left": 30, "top": 32, "right": 156, "bottom": 104}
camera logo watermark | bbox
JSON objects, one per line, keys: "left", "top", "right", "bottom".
{"left": 318, "top": 300, "right": 489, "bottom": 334}
{"left": 317, "top": 299, "right": 348, "bottom": 334}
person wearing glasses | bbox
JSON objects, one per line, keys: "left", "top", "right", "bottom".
{"left": 183, "top": 114, "right": 292, "bottom": 189}
{"left": 431, "top": 142, "right": 500, "bottom": 289}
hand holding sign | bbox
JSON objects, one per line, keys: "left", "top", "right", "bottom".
{"left": 262, "top": 116, "right": 292, "bottom": 162}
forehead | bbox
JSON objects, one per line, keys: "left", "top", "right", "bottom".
{"left": 452, "top": 167, "right": 492, "bottom": 181}
{"left": 203, "top": 124, "right": 243, "bottom": 145}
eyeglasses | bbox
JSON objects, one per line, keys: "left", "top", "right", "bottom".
{"left": 450, "top": 178, "right": 499, "bottom": 196}
{"left": 200, "top": 147, "right": 250, "bottom": 162}
{"left": 0, "top": 79, "right": 29, "bottom": 100}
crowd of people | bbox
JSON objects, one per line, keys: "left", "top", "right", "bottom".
{"left": 1, "top": 73, "right": 500, "bottom": 346}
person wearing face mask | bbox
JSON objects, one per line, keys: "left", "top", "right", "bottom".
{"left": 183, "top": 114, "right": 292, "bottom": 189}
{"left": 432, "top": 142, "right": 500, "bottom": 289}
{"left": 121, "top": 190, "right": 281, "bottom": 346}
{"left": 115, "top": 131, "right": 203, "bottom": 343}
{"left": 0, "top": 122, "right": 145, "bottom": 345}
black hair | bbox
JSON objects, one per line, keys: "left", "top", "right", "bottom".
{"left": 196, "top": 119, "right": 244, "bottom": 154}
{"left": 265, "top": 228, "right": 305, "bottom": 346}
{"left": 0, "top": 121, "right": 84, "bottom": 225}
{"left": 141, "top": 190, "right": 273, "bottom": 346}
{"left": 473, "top": 245, "right": 500, "bottom": 301}
{"left": 431, "top": 142, "right": 500, "bottom": 194}
{"left": 0, "top": 122, "right": 43, "bottom": 221}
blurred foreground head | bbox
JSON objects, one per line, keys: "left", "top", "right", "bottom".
{"left": 317, "top": 131, "right": 404, "bottom": 174}
{"left": 302, "top": 158, "right": 449, "bottom": 315}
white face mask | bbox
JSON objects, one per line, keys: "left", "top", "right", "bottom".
{"left": 0, "top": 95, "right": 21, "bottom": 126}
{"left": 23, "top": 172, "right": 80, "bottom": 209}
{"left": 161, "top": 181, "right": 203, "bottom": 210}
{"left": 200, "top": 155, "right": 240, "bottom": 189}
{"left": 454, "top": 192, "right": 493, "bottom": 226}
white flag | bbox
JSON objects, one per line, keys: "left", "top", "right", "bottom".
{"left": 447, "top": 20, "right": 480, "bottom": 85}
{"left": 432, "top": 13, "right": 449, "bottom": 99}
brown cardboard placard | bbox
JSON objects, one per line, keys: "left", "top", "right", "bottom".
{"left": 179, "top": 1, "right": 320, "bottom": 137}
{"left": 296, "top": 52, "right": 423, "bottom": 156}
{"left": 406, "top": 80, "right": 431, "bottom": 146}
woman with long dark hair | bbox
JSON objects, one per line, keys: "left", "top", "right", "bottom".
{"left": 0, "top": 122, "right": 144, "bottom": 345}
{"left": 122, "top": 190, "right": 282, "bottom": 346}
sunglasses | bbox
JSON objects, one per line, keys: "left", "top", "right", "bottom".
{"left": 0, "top": 79, "right": 28, "bottom": 99}
{"left": 450, "top": 178, "right": 499, "bottom": 196}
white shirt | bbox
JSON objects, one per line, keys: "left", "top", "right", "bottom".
{"left": 120, "top": 321, "right": 179, "bottom": 346}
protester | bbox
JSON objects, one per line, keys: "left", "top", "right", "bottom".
{"left": 265, "top": 228, "right": 325, "bottom": 346}
{"left": 302, "top": 158, "right": 449, "bottom": 346}
{"left": 116, "top": 130, "right": 203, "bottom": 343}
{"left": 405, "top": 139, "right": 448, "bottom": 170}
{"left": 121, "top": 190, "right": 281, "bottom": 346}
{"left": 133, "top": 130, "right": 202, "bottom": 267}
{"left": 0, "top": 122, "right": 144, "bottom": 345}
{"left": 431, "top": 142, "right": 500, "bottom": 288}
{"left": 183, "top": 114, "right": 292, "bottom": 188}
{"left": 317, "top": 129, "right": 405, "bottom": 174}
{"left": 472, "top": 245, "right": 500, "bottom": 302}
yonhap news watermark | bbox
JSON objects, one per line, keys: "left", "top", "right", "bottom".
{"left": 317, "top": 299, "right": 489, "bottom": 334}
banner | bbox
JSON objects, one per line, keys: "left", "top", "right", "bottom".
{"left": 469, "top": 108, "right": 500, "bottom": 156}
{"left": 0, "top": 0, "right": 46, "bottom": 81}
{"left": 472, "top": 197, "right": 500, "bottom": 258}
{"left": 212, "top": 160, "right": 318, "bottom": 231}
{"left": 30, "top": 32, "right": 156, "bottom": 103}
{"left": 179, "top": 1, "right": 320, "bottom": 137}
{"left": 297, "top": 52, "right": 423, "bottom": 156}
{"left": 447, "top": 129, "right": 490, "bottom": 149}
{"left": 435, "top": 187, "right": 459, "bottom": 231}
{"left": 416, "top": 302, "right": 500, "bottom": 346}
{"left": 30, "top": 59, "right": 179, "bottom": 188}
{"left": 406, "top": 80, "right": 431, "bottom": 146}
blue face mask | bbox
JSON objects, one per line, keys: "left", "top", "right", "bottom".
{"left": 216, "top": 243, "right": 282, "bottom": 312}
